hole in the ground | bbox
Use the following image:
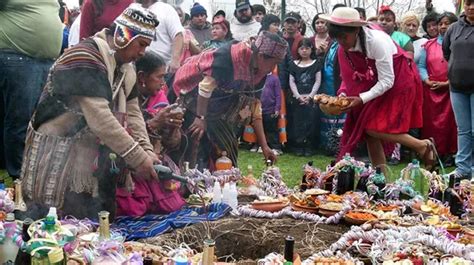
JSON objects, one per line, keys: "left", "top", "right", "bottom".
{"left": 143, "top": 218, "right": 351, "bottom": 262}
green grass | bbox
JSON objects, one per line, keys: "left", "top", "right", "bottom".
{"left": 237, "top": 149, "right": 453, "bottom": 189}
{"left": 1, "top": 150, "right": 452, "bottom": 191}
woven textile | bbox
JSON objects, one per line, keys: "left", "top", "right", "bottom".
{"left": 114, "top": 203, "right": 231, "bottom": 240}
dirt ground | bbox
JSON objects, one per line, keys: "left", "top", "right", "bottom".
{"left": 143, "top": 217, "right": 351, "bottom": 263}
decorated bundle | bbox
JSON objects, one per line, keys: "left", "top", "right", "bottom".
{"left": 300, "top": 161, "right": 321, "bottom": 192}
{"left": 259, "top": 165, "right": 290, "bottom": 197}
{"left": 330, "top": 154, "right": 365, "bottom": 195}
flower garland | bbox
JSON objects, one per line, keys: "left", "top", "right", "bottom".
{"left": 304, "top": 225, "right": 474, "bottom": 264}
{"left": 237, "top": 203, "right": 352, "bottom": 224}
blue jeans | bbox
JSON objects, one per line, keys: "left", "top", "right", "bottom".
{"left": 450, "top": 91, "right": 474, "bottom": 177}
{"left": 0, "top": 50, "right": 53, "bottom": 177}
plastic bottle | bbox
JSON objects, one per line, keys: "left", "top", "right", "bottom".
{"left": 44, "top": 207, "right": 57, "bottom": 233}
{"left": 215, "top": 151, "right": 233, "bottom": 171}
{"left": 0, "top": 213, "right": 20, "bottom": 263}
{"left": 229, "top": 182, "right": 238, "bottom": 210}
{"left": 173, "top": 254, "right": 189, "bottom": 265}
{"left": 409, "top": 159, "right": 425, "bottom": 197}
{"left": 221, "top": 183, "right": 231, "bottom": 206}
{"left": 212, "top": 181, "right": 222, "bottom": 203}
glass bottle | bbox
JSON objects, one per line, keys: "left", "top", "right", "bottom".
{"left": 14, "top": 179, "right": 27, "bottom": 212}
{"left": 247, "top": 165, "right": 254, "bottom": 179}
{"left": 444, "top": 176, "right": 464, "bottom": 216}
{"left": 373, "top": 167, "right": 386, "bottom": 200}
{"left": 98, "top": 211, "right": 110, "bottom": 240}
{"left": 284, "top": 236, "right": 294, "bottom": 265}
{"left": 215, "top": 151, "right": 232, "bottom": 171}
{"left": 143, "top": 256, "right": 153, "bottom": 265}
{"left": 15, "top": 218, "right": 33, "bottom": 265}
{"left": 202, "top": 239, "right": 215, "bottom": 265}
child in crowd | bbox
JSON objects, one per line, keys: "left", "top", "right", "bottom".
{"left": 261, "top": 73, "right": 283, "bottom": 155}
{"left": 289, "top": 38, "right": 322, "bottom": 156}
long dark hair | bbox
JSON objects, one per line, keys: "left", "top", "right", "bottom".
{"left": 260, "top": 14, "right": 281, "bottom": 33}
{"left": 437, "top": 12, "right": 458, "bottom": 25}
{"left": 328, "top": 24, "right": 367, "bottom": 55}
{"left": 421, "top": 12, "right": 440, "bottom": 33}
{"left": 311, "top": 13, "right": 324, "bottom": 33}
{"left": 295, "top": 38, "right": 316, "bottom": 61}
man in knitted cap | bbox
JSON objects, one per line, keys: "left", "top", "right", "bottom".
{"left": 187, "top": 2, "right": 212, "bottom": 45}
{"left": 232, "top": 0, "right": 261, "bottom": 41}
{"left": 173, "top": 31, "right": 288, "bottom": 169}
{"left": 21, "top": 4, "right": 161, "bottom": 220}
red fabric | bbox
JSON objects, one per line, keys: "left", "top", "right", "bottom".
{"left": 116, "top": 156, "right": 186, "bottom": 218}
{"left": 337, "top": 40, "right": 423, "bottom": 158}
{"left": 79, "top": 0, "right": 133, "bottom": 40}
{"left": 420, "top": 39, "right": 457, "bottom": 155}
{"left": 116, "top": 178, "right": 186, "bottom": 216}
{"left": 173, "top": 50, "right": 215, "bottom": 96}
{"left": 173, "top": 42, "right": 253, "bottom": 96}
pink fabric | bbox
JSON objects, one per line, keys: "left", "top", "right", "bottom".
{"left": 116, "top": 155, "right": 186, "bottom": 217}
{"left": 116, "top": 179, "right": 186, "bottom": 216}
{"left": 420, "top": 39, "right": 457, "bottom": 155}
{"left": 146, "top": 87, "right": 170, "bottom": 115}
{"left": 337, "top": 35, "right": 423, "bottom": 158}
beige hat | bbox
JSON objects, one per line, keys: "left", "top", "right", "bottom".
{"left": 319, "top": 7, "right": 368, "bottom": 27}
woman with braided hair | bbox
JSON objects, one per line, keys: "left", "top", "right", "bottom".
{"left": 320, "top": 7, "right": 438, "bottom": 172}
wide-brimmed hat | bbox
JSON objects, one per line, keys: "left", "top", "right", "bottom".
{"left": 319, "top": 7, "right": 368, "bottom": 27}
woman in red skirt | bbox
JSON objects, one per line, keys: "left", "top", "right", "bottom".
{"left": 417, "top": 12, "right": 458, "bottom": 166}
{"left": 320, "top": 7, "right": 437, "bottom": 170}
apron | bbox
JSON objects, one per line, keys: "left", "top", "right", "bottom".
{"left": 338, "top": 36, "right": 423, "bottom": 158}
{"left": 420, "top": 39, "right": 457, "bottom": 155}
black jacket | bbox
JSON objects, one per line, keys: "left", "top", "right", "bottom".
{"left": 442, "top": 15, "right": 474, "bottom": 94}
